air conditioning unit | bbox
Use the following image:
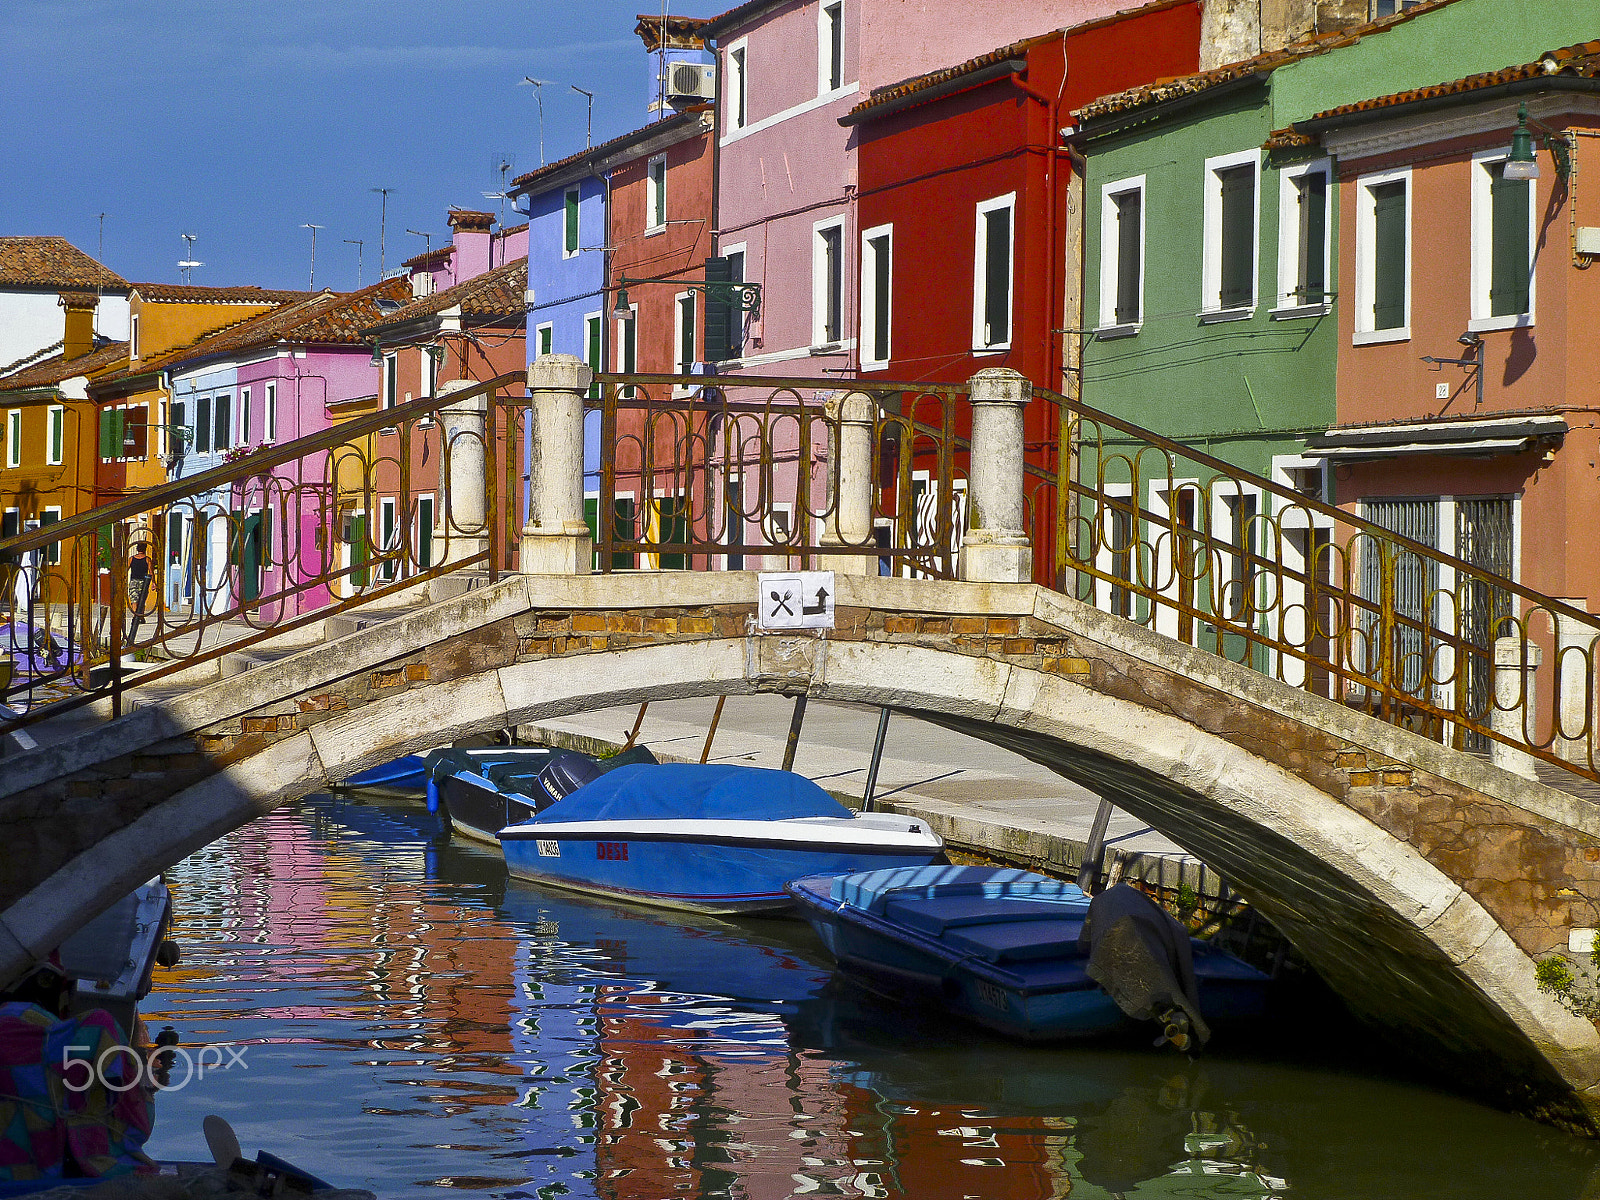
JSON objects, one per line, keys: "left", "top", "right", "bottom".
{"left": 667, "top": 62, "right": 716, "bottom": 105}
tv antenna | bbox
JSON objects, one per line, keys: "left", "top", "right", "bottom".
{"left": 520, "top": 77, "right": 553, "bottom": 164}
{"left": 406, "top": 229, "right": 434, "bottom": 259}
{"left": 482, "top": 156, "right": 515, "bottom": 216}
{"left": 371, "top": 187, "right": 394, "bottom": 275}
{"left": 302, "top": 223, "right": 324, "bottom": 290}
{"left": 343, "top": 238, "right": 365, "bottom": 288}
{"left": 571, "top": 85, "right": 593, "bottom": 148}
{"left": 177, "top": 232, "right": 202, "bottom": 284}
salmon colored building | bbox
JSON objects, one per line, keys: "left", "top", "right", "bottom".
{"left": 1299, "top": 44, "right": 1600, "bottom": 616}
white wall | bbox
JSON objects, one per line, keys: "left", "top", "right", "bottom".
{"left": 0, "top": 291, "right": 65, "bottom": 370}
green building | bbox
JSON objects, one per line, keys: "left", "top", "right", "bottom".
{"left": 1068, "top": 0, "right": 1597, "bottom": 665}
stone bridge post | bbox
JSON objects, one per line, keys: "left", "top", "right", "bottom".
{"left": 1555, "top": 600, "right": 1597, "bottom": 765}
{"left": 960, "top": 367, "right": 1032, "bottom": 584}
{"left": 521, "top": 354, "right": 593, "bottom": 575}
{"left": 435, "top": 379, "right": 488, "bottom": 564}
{"left": 821, "top": 391, "right": 876, "bottom": 576}
{"left": 1493, "top": 635, "right": 1543, "bottom": 779}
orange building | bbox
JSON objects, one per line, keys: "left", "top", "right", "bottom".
{"left": 1299, "top": 45, "right": 1600, "bottom": 616}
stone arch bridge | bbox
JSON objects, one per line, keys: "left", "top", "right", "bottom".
{"left": 3, "top": 569, "right": 1600, "bottom": 1131}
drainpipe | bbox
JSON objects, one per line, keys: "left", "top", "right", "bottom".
{"left": 1008, "top": 66, "right": 1063, "bottom": 394}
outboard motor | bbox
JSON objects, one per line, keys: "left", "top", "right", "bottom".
{"left": 1078, "top": 883, "right": 1209, "bottom": 1052}
{"left": 535, "top": 751, "right": 606, "bottom": 806}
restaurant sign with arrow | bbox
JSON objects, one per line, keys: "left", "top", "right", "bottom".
{"left": 758, "top": 571, "right": 835, "bottom": 631}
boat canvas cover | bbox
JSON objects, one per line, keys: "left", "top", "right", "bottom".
{"left": 830, "top": 865, "right": 1087, "bottom": 916}
{"left": 526, "top": 763, "right": 852, "bottom": 825}
{"left": 1079, "top": 884, "right": 1210, "bottom": 1044}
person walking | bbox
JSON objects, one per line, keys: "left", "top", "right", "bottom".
{"left": 127, "top": 541, "right": 152, "bottom": 641}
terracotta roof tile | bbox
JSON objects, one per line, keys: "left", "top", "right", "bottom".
{"left": 1298, "top": 38, "right": 1600, "bottom": 127}
{"left": 365, "top": 257, "right": 528, "bottom": 331}
{"left": 448, "top": 210, "right": 495, "bottom": 231}
{"left": 510, "top": 110, "right": 703, "bottom": 193}
{"left": 56, "top": 290, "right": 102, "bottom": 310}
{"left": 846, "top": 0, "right": 1197, "bottom": 124}
{"left": 1075, "top": 0, "right": 1463, "bottom": 123}
{"left": 1264, "top": 126, "right": 1319, "bottom": 151}
{"left": 635, "top": 12, "right": 711, "bottom": 51}
{"left": 0, "top": 340, "right": 128, "bottom": 392}
{"left": 0, "top": 237, "right": 127, "bottom": 291}
{"left": 403, "top": 245, "right": 454, "bottom": 269}
{"left": 131, "top": 282, "right": 312, "bottom": 304}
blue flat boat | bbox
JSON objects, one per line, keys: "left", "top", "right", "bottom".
{"left": 787, "top": 866, "right": 1270, "bottom": 1044}
{"left": 498, "top": 763, "right": 945, "bottom": 915}
{"left": 341, "top": 753, "right": 429, "bottom": 792}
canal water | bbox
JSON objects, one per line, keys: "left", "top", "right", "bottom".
{"left": 140, "top": 792, "right": 1599, "bottom": 1199}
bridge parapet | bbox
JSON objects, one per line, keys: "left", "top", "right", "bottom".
{"left": 3, "top": 571, "right": 1600, "bottom": 1129}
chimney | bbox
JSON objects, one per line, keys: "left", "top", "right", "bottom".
{"left": 448, "top": 210, "right": 495, "bottom": 283}
{"left": 59, "top": 291, "right": 99, "bottom": 360}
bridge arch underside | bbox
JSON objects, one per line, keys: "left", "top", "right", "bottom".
{"left": 6, "top": 622, "right": 1600, "bottom": 1131}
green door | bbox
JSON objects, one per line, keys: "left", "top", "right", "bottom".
{"left": 234, "top": 512, "right": 262, "bottom": 603}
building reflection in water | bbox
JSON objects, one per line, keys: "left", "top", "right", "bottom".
{"left": 141, "top": 794, "right": 1600, "bottom": 1200}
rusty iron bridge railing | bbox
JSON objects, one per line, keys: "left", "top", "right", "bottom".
{"left": 4, "top": 364, "right": 1597, "bottom": 790}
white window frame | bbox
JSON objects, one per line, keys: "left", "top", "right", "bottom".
{"left": 383, "top": 352, "right": 399, "bottom": 409}
{"left": 1093, "top": 481, "right": 1137, "bottom": 616}
{"left": 584, "top": 310, "right": 603, "bottom": 392}
{"left": 1274, "top": 158, "right": 1332, "bottom": 316}
{"left": 130, "top": 313, "right": 140, "bottom": 360}
{"left": 721, "top": 242, "right": 748, "bottom": 362}
{"left": 812, "top": 216, "right": 847, "bottom": 350}
{"left": 420, "top": 347, "right": 436, "bottom": 397}
{"left": 536, "top": 321, "right": 555, "bottom": 359}
{"left": 1097, "top": 174, "right": 1146, "bottom": 335}
{"left": 46, "top": 405, "right": 64, "bottom": 467}
{"left": 416, "top": 493, "right": 436, "bottom": 571}
{"left": 1470, "top": 147, "right": 1537, "bottom": 333}
{"left": 213, "top": 394, "right": 231, "bottom": 451}
{"left": 379, "top": 495, "right": 399, "bottom": 581}
{"left": 972, "top": 192, "right": 1016, "bottom": 353}
{"left": 673, "top": 290, "right": 696, "bottom": 382}
{"left": 859, "top": 223, "right": 893, "bottom": 369}
{"left": 42, "top": 505, "right": 62, "bottom": 565}
{"left": 726, "top": 40, "right": 749, "bottom": 132}
{"left": 646, "top": 154, "right": 667, "bottom": 235}
{"left": 5, "top": 409, "right": 19, "bottom": 469}
{"left": 563, "top": 186, "right": 581, "bottom": 260}
{"left": 239, "top": 386, "right": 251, "bottom": 445}
{"left": 1353, "top": 165, "right": 1412, "bottom": 344}
{"left": 818, "top": 1, "right": 844, "bottom": 97}
{"left": 264, "top": 382, "right": 277, "bottom": 443}
{"left": 1201, "top": 148, "right": 1261, "bottom": 319}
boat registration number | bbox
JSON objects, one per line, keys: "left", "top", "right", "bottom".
{"left": 597, "top": 841, "right": 630, "bottom": 861}
{"left": 536, "top": 840, "right": 561, "bottom": 858}
{"left": 974, "top": 980, "right": 1010, "bottom": 1011}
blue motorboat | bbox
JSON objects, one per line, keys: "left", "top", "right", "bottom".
{"left": 340, "top": 754, "right": 429, "bottom": 792}
{"left": 787, "top": 866, "right": 1270, "bottom": 1045}
{"left": 424, "top": 745, "right": 656, "bottom": 845}
{"left": 498, "top": 763, "right": 946, "bottom": 915}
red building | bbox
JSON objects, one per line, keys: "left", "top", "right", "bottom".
{"left": 843, "top": 1, "right": 1203, "bottom": 581}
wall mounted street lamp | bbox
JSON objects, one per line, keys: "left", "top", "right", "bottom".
{"left": 611, "top": 275, "right": 762, "bottom": 322}
{"left": 1503, "top": 102, "right": 1572, "bottom": 182}
{"left": 1422, "top": 330, "right": 1485, "bottom": 408}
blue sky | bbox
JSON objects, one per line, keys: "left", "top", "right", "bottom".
{"left": 1, "top": 1, "right": 719, "bottom": 291}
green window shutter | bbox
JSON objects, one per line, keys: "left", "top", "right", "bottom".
{"left": 1371, "top": 181, "right": 1407, "bottom": 330}
{"left": 1490, "top": 165, "right": 1530, "bottom": 318}
{"left": 587, "top": 315, "right": 602, "bottom": 399}
{"left": 114, "top": 410, "right": 127, "bottom": 458}
{"left": 679, "top": 294, "right": 695, "bottom": 372}
{"left": 1297, "top": 173, "right": 1327, "bottom": 303}
{"left": 50, "top": 409, "right": 63, "bottom": 464}
{"left": 1218, "top": 166, "right": 1254, "bottom": 309}
{"left": 983, "top": 207, "right": 1010, "bottom": 344}
{"left": 614, "top": 497, "right": 636, "bottom": 569}
{"left": 658, "top": 497, "right": 687, "bottom": 570}
{"left": 39, "top": 508, "right": 60, "bottom": 564}
{"left": 350, "top": 514, "right": 368, "bottom": 587}
{"left": 703, "top": 256, "right": 734, "bottom": 363}
{"left": 99, "top": 409, "right": 113, "bottom": 460}
{"left": 623, "top": 316, "right": 636, "bottom": 374}
{"left": 565, "top": 189, "right": 579, "bottom": 253}
{"left": 1114, "top": 191, "right": 1141, "bottom": 324}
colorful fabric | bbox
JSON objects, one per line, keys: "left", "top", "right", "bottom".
{"left": 0, "top": 1003, "right": 155, "bottom": 1183}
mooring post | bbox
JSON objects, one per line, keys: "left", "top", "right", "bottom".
{"left": 861, "top": 706, "right": 891, "bottom": 812}
{"left": 521, "top": 354, "right": 593, "bottom": 574}
{"left": 781, "top": 694, "right": 808, "bottom": 772}
{"left": 960, "top": 367, "right": 1032, "bottom": 583}
{"left": 435, "top": 379, "right": 489, "bottom": 564}
{"left": 1492, "top": 635, "right": 1544, "bottom": 779}
{"left": 1077, "top": 798, "right": 1114, "bottom": 892}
